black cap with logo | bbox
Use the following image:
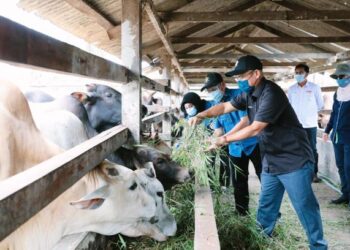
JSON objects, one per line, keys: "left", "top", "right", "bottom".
{"left": 225, "top": 55, "right": 263, "bottom": 77}
{"left": 200, "top": 72, "right": 223, "bottom": 91}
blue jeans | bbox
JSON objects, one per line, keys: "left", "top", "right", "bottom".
{"left": 257, "top": 162, "right": 327, "bottom": 250}
{"left": 305, "top": 127, "right": 318, "bottom": 174}
{"left": 333, "top": 143, "right": 350, "bottom": 199}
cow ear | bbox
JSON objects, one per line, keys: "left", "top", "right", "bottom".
{"left": 143, "top": 162, "right": 156, "bottom": 178}
{"left": 100, "top": 160, "right": 126, "bottom": 179}
{"left": 71, "top": 92, "right": 90, "bottom": 104}
{"left": 70, "top": 185, "right": 109, "bottom": 210}
{"left": 86, "top": 83, "right": 97, "bottom": 92}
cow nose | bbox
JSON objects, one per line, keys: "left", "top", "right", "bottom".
{"left": 149, "top": 216, "right": 159, "bottom": 224}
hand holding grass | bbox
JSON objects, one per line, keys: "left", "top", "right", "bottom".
{"left": 188, "top": 113, "right": 204, "bottom": 126}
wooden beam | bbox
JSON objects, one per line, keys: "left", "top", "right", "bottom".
{"left": 143, "top": 0, "right": 266, "bottom": 54}
{"left": 178, "top": 53, "right": 334, "bottom": 60}
{"left": 321, "top": 86, "right": 337, "bottom": 92}
{"left": 172, "top": 36, "right": 350, "bottom": 44}
{"left": 183, "top": 67, "right": 293, "bottom": 73}
{"left": 0, "top": 126, "right": 128, "bottom": 241}
{"left": 194, "top": 187, "right": 220, "bottom": 250}
{"left": 0, "top": 16, "right": 129, "bottom": 83}
{"left": 141, "top": 76, "right": 170, "bottom": 93}
{"left": 275, "top": 1, "right": 350, "bottom": 34}
{"left": 251, "top": 22, "right": 331, "bottom": 53}
{"left": 142, "top": 112, "right": 166, "bottom": 125}
{"left": 144, "top": 0, "right": 189, "bottom": 87}
{"left": 178, "top": 22, "right": 252, "bottom": 54}
{"left": 163, "top": 10, "right": 350, "bottom": 22}
{"left": 121, "top": 0, "right": 142, "bottom": 143}
{"left": 65, "top": 0, "right": 120, "bottom": 40}
{"left": 181, "top": 61, "right": 306, "bottom": 67}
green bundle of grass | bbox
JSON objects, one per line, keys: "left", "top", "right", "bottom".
{"left": 172, "top": 120, "right": 222, "bottom": 188}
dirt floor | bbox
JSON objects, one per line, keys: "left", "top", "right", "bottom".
{"left": 248, "top": 166, "right": 350, "bottom": 250}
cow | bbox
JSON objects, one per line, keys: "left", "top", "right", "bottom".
{"left": 0, "top": 81, "right": 170, "bottom": 249}
{"left": 25, "top": 86, "right": 190, "bottom": 189}
{"left": 29, "top": 107, "right": 177, "bottom": 239}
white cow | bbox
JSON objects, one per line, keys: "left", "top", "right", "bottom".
{"left": 29, "top": 106, "right": 177, "bottom": 240}
{"left": 0, "top": 81, "right": 161, "bottom": 249}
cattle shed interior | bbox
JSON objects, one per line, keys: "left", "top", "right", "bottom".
{"left": 1, "top": 0, "right": 350, "bottom": 249}
{"left": 12, "top": 0, "right": 350, "bottom": 91}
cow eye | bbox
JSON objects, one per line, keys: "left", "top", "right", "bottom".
{"left": 156, "top": 192, "right": 163, "bottom": 198}
{"left": 105, "top": 92, "right": 112, "bottom": 97}
{"left": 129, "top": 182, "right": 137, "bottom": 190}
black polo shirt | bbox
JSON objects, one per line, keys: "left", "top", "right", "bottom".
{"left": 230, "top": 77, "right": 314, "bottom": 174}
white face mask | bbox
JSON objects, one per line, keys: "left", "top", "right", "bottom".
{"left": 209, "top": 89, "right": 224, "bottom": 103}
{"left": 295, "top": 74, "right": 305, "bottom": 83}
{"left": 186, "top": 107, "right": 197, "bottom": 117}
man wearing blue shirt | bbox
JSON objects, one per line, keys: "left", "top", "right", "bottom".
{"left": 201, "top": 72, "right": 262, "bottom": 215}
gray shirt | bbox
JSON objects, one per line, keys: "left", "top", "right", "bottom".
{"left": 230, "top": 78, "right": 314, "bottom": 174}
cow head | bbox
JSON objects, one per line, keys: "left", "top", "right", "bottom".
{"left": 134, "top": 146, "right": 191, "bottom": 190}
{"left": 69, "top": 161, "right": 157, "bottom": 236}
{"left": 73, "top": 84, "right": 122, "bottom": 132}
{"left": 134, "top": 162, "right": 177, "bottom": 237}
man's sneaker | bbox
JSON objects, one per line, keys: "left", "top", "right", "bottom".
{"left": 330, "top": 196, "right": 349, "bottom": 205}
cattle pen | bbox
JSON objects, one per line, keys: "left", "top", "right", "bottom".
{"left": 1, "top": 0, "right": 350, "bottom": 249}
{"left": 0, "top": 2, "right": 220, "bottom": 249}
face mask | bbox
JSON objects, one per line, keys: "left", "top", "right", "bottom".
{"left": 295, "top": 74, "right": 305, "bottom": 83}
{"left": 209, "top": 89, "right": 224, "bottom": 103}
{"left": 186, "top": 107, "right": 197, "bottom": 117}
{"left": 237, "top": 79, "right": 253, "bottom": 93}
{"left": 336, "top": 78, "right": 350, "bottom": 88}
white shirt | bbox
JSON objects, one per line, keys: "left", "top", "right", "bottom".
{"left": 288, "top": 81, "right": 324, "bottom": 128}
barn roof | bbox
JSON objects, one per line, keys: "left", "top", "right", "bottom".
{"left": 17, "top": 0, "right": 350, "bottom": 89}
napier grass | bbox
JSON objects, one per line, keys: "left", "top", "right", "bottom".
{"left": 110, "top": 121, "right": 308, "bottom": 249}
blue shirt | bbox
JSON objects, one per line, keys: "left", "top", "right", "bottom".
{"left": 214, "top": 88, "right": 258, "bottom": 157}
{"left": 325, "top": 92, "right": 350, "bottom": 145}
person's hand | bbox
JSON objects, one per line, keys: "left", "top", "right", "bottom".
{"left": 206, "top": 136, "right": 228, "bottom": 151}
{"left": 322, "top": 133, "right": 329, "bottom": 142}
{"left": 188, "top": 115, "right": 203, "bottom": 126}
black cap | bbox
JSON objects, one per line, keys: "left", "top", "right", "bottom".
{"left": 200, "top": 72, "right": 223, "bottom": 91}
{"left": 225, "top": 55, "right": 263, "bottom": 77}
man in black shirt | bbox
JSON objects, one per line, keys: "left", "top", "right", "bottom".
{"left": 189, "top": 55, "right": 327, "bottom": 249}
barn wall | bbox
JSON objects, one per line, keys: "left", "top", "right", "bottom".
{"left": 317, "top": 139, "right": 341, "bottom": 189}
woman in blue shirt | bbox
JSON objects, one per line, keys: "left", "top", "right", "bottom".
{"left": 323, "top": 63, "right": 350, "bottom": 207}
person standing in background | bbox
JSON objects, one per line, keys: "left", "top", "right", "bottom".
{"left": 323, "top": 63, "right": 350, "bottom": 207}
{"left": 288, "top": 63, "right": 324, "bottom": 183}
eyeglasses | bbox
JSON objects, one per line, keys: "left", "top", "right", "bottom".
{"left": 333, "top": 75, "right": 348, "bottom": 80}
{"left": 234, "top": 70, "right": 254, "bottom": 81}
{"left": 206, "top": 86, "right": 220, "bottom": 93}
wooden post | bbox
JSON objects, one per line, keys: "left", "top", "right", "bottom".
{"left": 194, "top": 186, "right": 220, "bottom": 250}
{"left": 121, "top": 0, "right": 141, "bottom": 143}
{"left": 161, "top": 55, "right": 172, "bottom": 143}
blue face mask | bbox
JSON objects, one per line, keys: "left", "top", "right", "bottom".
{"left": 295, "top": 74, "right": 305, "bottom": 83}
{"left": 209, "top": 89, "right": 224, "bottom": 103}
{"left": 336, "top": 78, "right": 350, "bottom": 88}
{"left": 186, "top": 107, "right": 197, "bottom": 117}
{"left": 237, "top": 79, "right": 253, "bottom": 93}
